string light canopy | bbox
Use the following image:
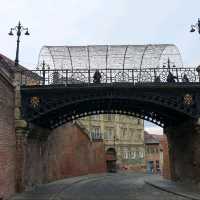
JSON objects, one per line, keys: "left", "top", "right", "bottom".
{"left": 38, "top": 44, "right": 183, "bottom": 70}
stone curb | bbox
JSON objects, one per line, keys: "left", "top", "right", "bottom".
{"left": 145, "top": 180, "right": 200, "bottom": 200}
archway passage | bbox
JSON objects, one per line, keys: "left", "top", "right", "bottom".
{"left": 20, "top": 83, "right": 200, "bottom": 182}
{"left": 106, "top": 148, "right": 117, "bottom": 173}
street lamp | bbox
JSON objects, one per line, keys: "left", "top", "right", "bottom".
{"left": 196, "top": 65, "right": 200, "bottom": 82}
{"left": 8, "top": 21, "right": 30, "bottom": 67}
{"left": 162, "top": 58, "right": 176, "bottom": 70}
{"left": 190, "top": 18, "right": 200, "bottom": 34}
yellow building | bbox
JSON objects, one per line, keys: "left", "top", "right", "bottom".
{"left": 80, "top": 114, "right": 146, "bottom": 171}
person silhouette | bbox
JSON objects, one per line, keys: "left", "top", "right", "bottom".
{"left": 182, "top": 74, "right": 189, "bottom": 82}
{"left": 154, "top": 75, "right": 161, "bottom": 83}
{"left": 167, "top": 71, "right": 177, "bottom": 83}
{"left": 93, "top": 70, "right": 101, "bottom": 83}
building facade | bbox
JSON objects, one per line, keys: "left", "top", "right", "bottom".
{"left": 144, "top": 131, "right": 160, "bottom": 174}
{"left": 80, "top": 114, "right": 146, "bottom": 172}
{"left": 152, "top": 134, "right": 171, "bottom": 178}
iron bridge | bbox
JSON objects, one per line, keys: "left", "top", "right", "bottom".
{"left": 20, "top": 67, "right": 200, "bottom": 130}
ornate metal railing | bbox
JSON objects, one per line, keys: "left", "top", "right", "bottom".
{"left": 19, "top": 67, "right": 200, "bottom": 86}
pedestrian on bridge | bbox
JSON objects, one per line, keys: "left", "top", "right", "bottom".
{"left": 167, "top": 71, "right": 177, "bottom": 83}
{"left": 93, "top": 70, "right": 101, "bottom": 83}
{"left": 182, "top": 74, "right": 189, "bottom": 82}
{"left": 154, "top": 75, "right": 161, "bottom": 83}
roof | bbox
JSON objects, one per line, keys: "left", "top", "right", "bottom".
{"left": 0, "top": 67, "right": 14, "bottom": 88}
{"left": 144, "top": 131, "right": 160, "bottom": 144}
{"left": 0, "top": 53, "right": 42, "bottom": 81}
{"left": 0, "top": 53, "right": 28, "bottom": 73}
{"left": 38, "top": 44, "right": 183, "bottom": 70}
{"left": 151, "top": 134, "right": 164, "bottom": 141}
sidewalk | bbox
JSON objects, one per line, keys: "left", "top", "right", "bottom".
{"left": 145, "top": 175, "right": 200, "bottom": 200}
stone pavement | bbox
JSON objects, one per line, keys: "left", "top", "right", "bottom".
{"left": 9, "top": 172, "right": 197, "bottom": 200}
{"left": 145, "top": 175, "right": 200, "bottom": 200}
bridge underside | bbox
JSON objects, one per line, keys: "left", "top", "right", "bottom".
{"left": 32, "top": 97, "right": 189, "bottom": 129}
{"left": 21, "top": 83, "right": 200, "bottom": 129}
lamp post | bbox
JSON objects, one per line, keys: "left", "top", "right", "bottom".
{"left": 196, "top": 65, "right": 200, "bottom": 82}
{"left": 163, "top": 58, "right": 176, "bottom": 71}
{"left": 190, "top": 18, "right": 200, "bottom": 34}
{"left": 190, "top": 19, "right": 200, "bottom": 81}
{"left": 8, "top": 21, "right": 30, "bottom": 67}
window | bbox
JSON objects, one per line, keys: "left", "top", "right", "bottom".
{"left": 104, "top": 114, "right": 114, "bottom": 121}
{"left": 123, "top": 151, "right": 128, "bottom": 159}
{"left": 131, "top": 152, "right": 136, "bottom": 159}
{"left": 105, "top": 127, "right": 113, "bottom": 140}
{"left": 137, "top": 119, "right": 141, "bottom": 125}
{"left": 128, "top": 151, "right": 132, "bottom": 159}
{"left": 92, "top": 115, "right": 100, "bottom": 120}
{"left": 91, "top": 126, "right": 101, "bottom": 139}
{"left": 121, "top": 127, "right": 127, "bottom": 138}
{"left": 129, "top": 128, "right": 134, "bottom": 136}
{"left": 139, "top": 151, "right": 144, "bottom": 158}
{"left": 122, "top": 147, "right": 129, "bottom": 159}
{"left": 156, "top": 160, "right": 160, "bottom": 170}
{"left": 107, "top": 114, "right": 112, "bottom": 121}
{"left": 134, "top": 131, "right": 142, "bottom": 141}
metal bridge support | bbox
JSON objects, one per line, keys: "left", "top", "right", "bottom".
{"left": 165, "top": 119, "right": 200, "bottom": 183}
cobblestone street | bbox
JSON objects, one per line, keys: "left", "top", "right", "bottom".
{"left": 10, "top": 173, "right": 192, "bottom": 200}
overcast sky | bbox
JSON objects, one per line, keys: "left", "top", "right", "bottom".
{"left": 1, "top": 0, "right": 200, "bottom": 133}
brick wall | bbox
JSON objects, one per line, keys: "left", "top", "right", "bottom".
{"left": 0, "top": 70, "right": 15, "bottom": 199}
{"left": 165, "top": 120, "right": 200, "bottom": 182}
{"left": 23, "top": 122, "right": 106, "bottom": 189}
{"left": 159, "top": 134, "right": 171, "bottom": 179}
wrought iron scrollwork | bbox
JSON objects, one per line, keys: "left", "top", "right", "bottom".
{"left": 114, "top": 71, "right": 130, "bottom": 82}
{"left": 137, "top": 70, "right": 153, "bottom": 82}
{"left": 181, "top": 71, "right": 196, "bottom": 82}
{"left": 19, "top": 67, "right": 199, "bottom": 86}
{"left": 71, "top": 72, "right": 88, "bottom": 83}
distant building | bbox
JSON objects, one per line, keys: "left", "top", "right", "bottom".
{"left": 144, "top": 131, "right": 170, "bottom": 177}
{"left": 144, "top": 131, "right": 161, "bottom": 174}
{"left": 80, "top": 114, "right": 146, "bottom": 172}
{"left": 152, "top": 134, "right": 171, "bottom": 179}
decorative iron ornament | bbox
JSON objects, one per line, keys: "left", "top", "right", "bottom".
{"left": 183, "top": 94, "right": 193, "bottom": 105}
{"left": 30, "top": 96, "right": 40, "bottom": 108}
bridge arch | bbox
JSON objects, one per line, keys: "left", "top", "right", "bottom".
{"left": 21, "top": 85, "right": 196, "bottom": 129}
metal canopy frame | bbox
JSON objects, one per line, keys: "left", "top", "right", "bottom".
{"left": 38, "top": 44, "right": 183, "bottom": 70}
